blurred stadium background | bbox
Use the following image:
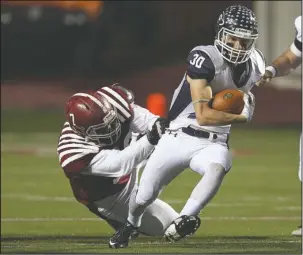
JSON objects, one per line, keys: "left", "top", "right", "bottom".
{"left": 1, "top": 1, "right": 302, "bottom": 254}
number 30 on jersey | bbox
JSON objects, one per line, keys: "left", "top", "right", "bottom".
{"left": 189, "top": 54, "right": 205, "bottom": 68}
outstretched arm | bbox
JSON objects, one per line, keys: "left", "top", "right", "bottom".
{"left": 256, "top": 16, "right": 302, "bottom": 86}
{"left": 270, "top": 49, "right": 301, "bottom": 77}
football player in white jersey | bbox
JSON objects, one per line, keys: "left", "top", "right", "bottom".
{"left": 57, "top": 85, "right": 198, "bottom": 245}
{"left": 256, "top": 16, "right": 302, "bottom": 237}
{"left": 109, "top": 5, "right": 265, "bottom": 248}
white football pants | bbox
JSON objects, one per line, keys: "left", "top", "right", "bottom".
{"left": 135, "top": 130, "right": 232, "bottom": 208}
{"left": 93, "top": 163, "right": 178, "bottom": 236}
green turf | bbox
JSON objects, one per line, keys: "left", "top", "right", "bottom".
{"left": 1, "top": 110, "right": 302, "bottom": 253}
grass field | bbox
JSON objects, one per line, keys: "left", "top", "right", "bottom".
{"left": 1, "top": 110, "right": 302, "bottom": 254}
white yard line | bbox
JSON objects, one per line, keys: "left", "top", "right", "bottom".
{"left": 72, "top": 240, "right": 302, "bottom": 245}
{"left": 1, "top": 145, "right": 56, "bottom": 156}
{"left": 1, "top": 194, "right": 75, "bottom": 202}
{"left": 1, "top": 216, "right": 301, "bottom": 222}
{"left": 2, "top": 195, "right": 300, "bottom": 210}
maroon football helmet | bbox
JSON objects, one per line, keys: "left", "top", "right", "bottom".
{"left": 65, "top": 91, "right": 121, "bottom": 146}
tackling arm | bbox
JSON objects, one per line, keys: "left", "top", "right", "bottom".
{"left": 257, "top": 16, "right": 302, "bottom": 86}
{"left": 88, "top": 135, "right": 154, "bottom": 178}
{"left": 130, "top": 104, "right": 159, "bottom": 134}
{"left": 270, "top": 49, "right": 302, "bottom": 77}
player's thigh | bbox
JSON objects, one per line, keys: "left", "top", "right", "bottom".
{"left": 93, "top": 197, "right": 128, "bottom": 223}
{"left": 190, "top": 143, "right": 232, "bottom": 175}
{"left": 139, "top": 198, "right": 179, "bottom": 236}
{"left": 93, "top": 174, "right": 137, "bottom": 223}
{"left": 137, "top": 133, "right": 192, "bottom": 203}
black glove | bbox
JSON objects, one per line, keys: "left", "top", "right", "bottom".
{"left": 147, "top": 118, "right": 169, "bottom": 145}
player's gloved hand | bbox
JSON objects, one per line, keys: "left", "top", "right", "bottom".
{"left": 255, "top": 67, "right": 275, "bottom": 87}
{"left": 240, "top": 92, "right": 255, "bottom": 123}
{"left": 147, "top": 118, "right": 169, "bottom": 145}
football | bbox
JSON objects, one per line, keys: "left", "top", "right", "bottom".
{"left": 211, "top": 89, "right": 245, "bottom": 114}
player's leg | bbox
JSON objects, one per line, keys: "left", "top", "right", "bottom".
{"left": 181, "top": 143, "right": 232, "bottom": 216}
{"left": 90, "top": 170, "right": 138, "bottom": 229}
{"left": 138, "top": 198, "right": 179, "bottom": 236}
{"left": 139, "top": 197, "right": 201, "bottom": 241}
{"left": 86, "top": 203, "right": 125, "bottom": 230}
{"left": 164, "top": 144, "right": 231, "bottom": 241}
{"left": 109, "top": 132, "right": 200, "bottom": 248}
{"left": 164, "top": 143, "right": 231, "bottom": 241}
{"left": 128, "top": 133, "right": 190, "bottom": 228}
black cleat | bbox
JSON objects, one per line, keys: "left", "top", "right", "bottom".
{"left": 108, "top": 221, "right": 138, "bottom": 248}
{"left": 164, "top": 215, "right": 201, "bottom": 242}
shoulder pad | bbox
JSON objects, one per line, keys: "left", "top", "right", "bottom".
{"left": 190, "top": 45, "right": 226, "bottom": 74}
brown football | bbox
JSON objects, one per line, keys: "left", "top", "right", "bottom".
{"left": 211, "top": 89, "right": 245, "bottom": 114}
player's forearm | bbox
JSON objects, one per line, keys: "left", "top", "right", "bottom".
{"left": 89, "top": 136, "right": 154, "bottom": 177}
{"left": 130, "top": 104, "right": 159, "bottom": 134}
{"left": 272, "top": 49, "right": 301, "bottom": 77}
{"left": 195, "top": 104, "right": 246, "bottom": 126}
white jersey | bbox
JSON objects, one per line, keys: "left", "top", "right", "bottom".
{"left": 290, "top": 16, "right": 302, "bottom": 57}
{"left": 168, "top": 45, "right": 265, "bottom": 134}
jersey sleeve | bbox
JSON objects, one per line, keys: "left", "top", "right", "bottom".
{"left": 57, "top": 122, "right": 100, "bottom": 176}
{"left": 130, "top": 104, "right": 158, "bottom": 134}
{"left": 290, "top": 16, "right": 302, "bottom": 57}
{"left": 88, "top": 135, "right": 154, "bottom": 178}
{"left": 186, "top": 49, "right": 216, "bottom": 82}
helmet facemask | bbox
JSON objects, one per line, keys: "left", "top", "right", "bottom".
{"left": 86, "top": 108, "right": 121, "bottom": 146}
{"left": 215, "top": 27, "right": 258, "bottom": 64}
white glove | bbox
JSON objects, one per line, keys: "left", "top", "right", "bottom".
{"left": 241, "top": 92, "right": 255, "bottom": 122}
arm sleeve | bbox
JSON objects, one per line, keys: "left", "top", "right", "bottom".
{"left": 290, "top": 16, "right": 302, "bottom": 57}
{"left": 129, "top": 104, "right": 159, "bottom": 134}
{"left": 88, "top": 135, "right": 154, "bottom": 178}
{"left": 186, "top": 50, "right": 216, "bottom": 82}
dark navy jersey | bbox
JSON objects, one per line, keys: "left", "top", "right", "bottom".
{"left": 167, "top": 50, "right": 216, "bottom": 121}
{"left": 186, "top": 50, "right": 216, "bottom": 82}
